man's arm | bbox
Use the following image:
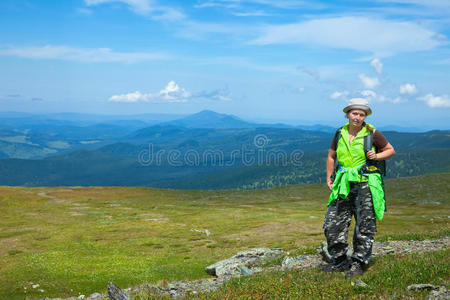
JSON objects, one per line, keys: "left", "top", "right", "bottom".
{"left": 366, "top": 142, "right": 395, "bottom": 161}
{"left": 326, "top": 149, "right": 336, "bottom": 190}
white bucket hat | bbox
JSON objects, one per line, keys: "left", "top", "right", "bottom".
{"left": 343, "top": 98, "right": 372, "bottom": 116}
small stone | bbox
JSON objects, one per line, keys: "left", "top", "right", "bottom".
{"left": 354, "top": 280, "right": 368, "bottom": 288}
{"left": 87, "top": 292, "right": 103, "bottom": 299}
{"left": 32, "top": 284, "right": 40, "bottom": 288}
{"left": 78, "top": 295, "right": 85, "bottom": 299}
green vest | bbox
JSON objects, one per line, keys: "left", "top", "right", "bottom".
{"left": 328, "top": 123, "right": 386, "bottom": 220}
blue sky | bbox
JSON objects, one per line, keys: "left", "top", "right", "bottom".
{"left": 0, "top": 0, "right": 449, "bottom": 129}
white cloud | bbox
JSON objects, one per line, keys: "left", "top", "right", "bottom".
{"left": 242, "top": 0, "right": 309, "bottom": 9}
{"left": 359, "top": 74, "right": 380, "bottom": 89}
{"left": 330, "top": 91, "right": 348, "bottom": 100}
{"left": 250, "top": 17, "right": 443, "bottom": 56}
{"left": 399, "top": 83, "right": 418, "bottom": 95}
{"left": 109, "top": 81, "right": 233, "bottom": 103}
{"left": 109, "top": 91, "right": 147, "bottom": 102}
{"left": 0, "top": 45, "right": 168, "bottom": 63}
{"left": 361, "top": 90, "right": 377, "bottom": 99}
{"left": 370, "top": 58, "right": 383, "bottom": 74}
{"left": 196, "top": 0, "right": 307, "bottom": 9}
{"left": 151, "top": 7, "right": 186, "bottom": 21}
{"left": 159, "top": 81, "right": 191, "bottom": 102}
{"left": 231, "top": 10, "right": 271, "bottom": 17}
{"left": 175, "top": 20, "right": 246, "bottom": 40}
{"left": 376, "top": 0, "right": 450, "bottom": 9}
{"left": 392, "top": 97, "right": 406, "bottom": 104}
{"left": 194, "top": 1, "right": 237, "bottom": 9}
{"left": 109, "top": 81, "right": 191, "bottom": 103}
{"left": 360, "top": 90, "right": 395, "bottom": 103}
{"left": 85, "top": 0, "right": 153, "bottom": 14}
{"left": 85, "top": 0, "right": 185, "bottom": 21}
{"left": 419, "top": 93, "right": 450, "bottom": 108}
{"left": 195, "top": 87, "right": 232, "bottom": 101}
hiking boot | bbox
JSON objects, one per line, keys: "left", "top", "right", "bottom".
{"left": 344, "top": 261, "right": 364, "bottom": 278}
{"left": 321, "top": 258, "right": 351, "bottom": 273}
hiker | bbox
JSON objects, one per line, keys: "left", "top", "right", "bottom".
{"left": 322, "top": 98, "right": 395, "bottom": 278}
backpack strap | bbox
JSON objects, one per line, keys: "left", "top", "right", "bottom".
{"left": 363, "top": 130, "right": 374, "bottom": 153}
{"left": 363, "top": 128, "right": 387, "bottom": 177}
{"left": 361, "top": 127, "right": 387, "bottom": 211}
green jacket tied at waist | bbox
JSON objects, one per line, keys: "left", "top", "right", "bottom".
{"left": 328, "top": 165, "right": 385, "bottom": 220}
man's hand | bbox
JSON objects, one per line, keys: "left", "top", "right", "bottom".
{"left": 366, "top": 150, "right": 378, "bottom": 160}
{"left": 327, "top": 178, "right": 333, "bottom": 190}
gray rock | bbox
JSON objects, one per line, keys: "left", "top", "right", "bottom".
{"left": 86, "top": 293, "right": 103, "bottom": 300}
{"left": 427, "top": 286, "right": 450, "bottom": 300}
{"left": 408, "top": 284, "right": 436, "bottom": 291}
{"left": 43, "top": 298, "right": 78, "bottom": 300}
{"left": 281, "top": 255, "right": 307, "bottom": 270}
{"left": 353, "top": 280, "right": 368, "bottom": 289}
{"left": 205, "top": 248, "right": 284, "bottom": 277}
{"left": 107, "top": 282, "right": 130, "bottom": 300}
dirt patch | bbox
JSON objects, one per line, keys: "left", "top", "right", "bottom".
{"left": 226, "top": 220, "right": 322, "bottom": 244}
{"left": 71, "top": 206, "right": 91, "bottom": 210}
{"left": 0, "top": 237, "right": 26, "bottom": 257}
{"left": 37, "top": 191, "right": 69, "bottom": 204}
{"left": 24, "top": 212, "right": 40, "bottom": 217}
{"left": 144, "top": 218, "right": 170, "bottom": 223}
{"left": 70, "top": 212, "right": 85, "bottom": 216}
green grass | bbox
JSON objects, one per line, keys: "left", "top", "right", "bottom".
{"left": 0, "top": 174, "right": 449, "bottom": 299}
{"left": 201, "top": 249, "right": 449, "bottom": 299}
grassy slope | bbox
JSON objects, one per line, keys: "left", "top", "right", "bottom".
{"left": 0, "top": 174, "right": 449, "bottom": 299}
{"left": 200, "top": 249, "right": 449, "bottom": 300}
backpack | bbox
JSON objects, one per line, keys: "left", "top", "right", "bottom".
{"left": 332, "top": 127, "right": 386, "bottom": 179}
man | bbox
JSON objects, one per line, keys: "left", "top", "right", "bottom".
{"left": 322, "top": 98, "right": 395, "bottom": 278}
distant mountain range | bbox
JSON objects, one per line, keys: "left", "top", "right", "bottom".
{"left": 0, "top": 109, "right": 449, "bottom": 189}
{"left": 0, "top": 110, "right": 333, "bottom": 159}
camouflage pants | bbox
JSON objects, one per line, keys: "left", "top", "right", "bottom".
{"left": 323, "top": 182, "right": 377, "bottom": 265}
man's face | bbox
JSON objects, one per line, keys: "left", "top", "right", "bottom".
{"left": 347, "top": 109, "right": 366, "bottom": 127}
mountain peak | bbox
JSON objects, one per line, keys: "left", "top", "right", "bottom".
{"left": 161, "top": 110, "right": 250, "bottom": 128}
{"left": 189, "top": 110, "right": 240, "bottom": 120}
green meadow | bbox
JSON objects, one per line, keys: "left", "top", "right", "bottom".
{"left": 1, "top": 174, "right": 449, "bottom": 299}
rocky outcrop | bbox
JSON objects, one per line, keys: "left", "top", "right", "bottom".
{"left": 407, "top": 284, "right": 450, "bottom": 299}
{"left": 205, "top": 247, "right": 284, "bottom": 277}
